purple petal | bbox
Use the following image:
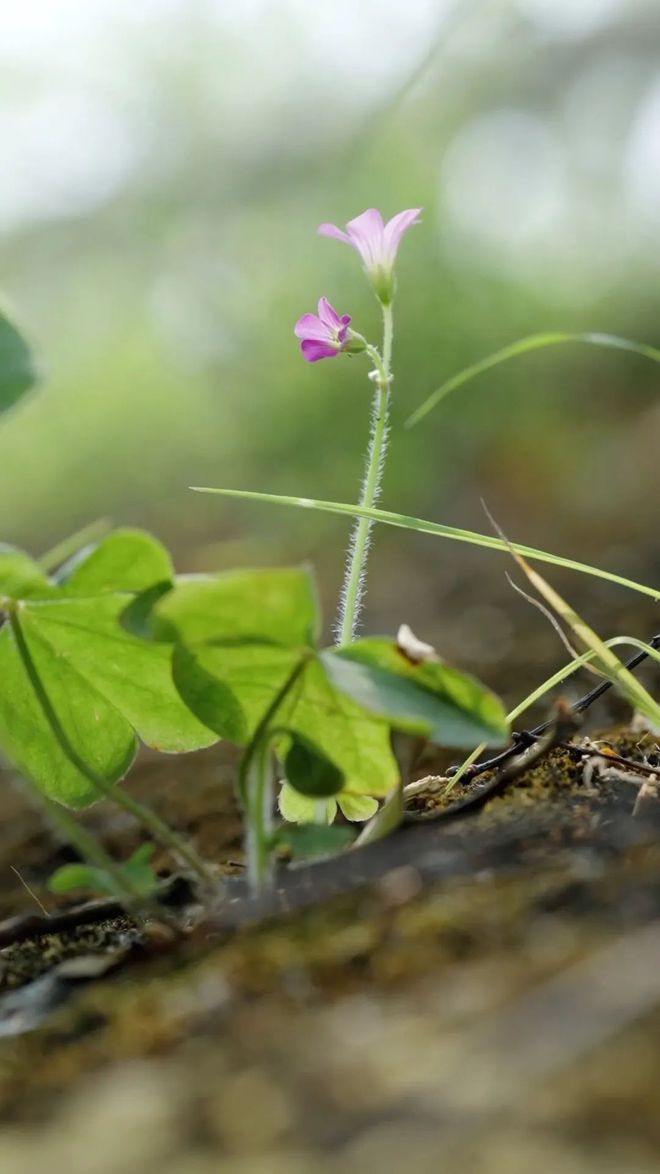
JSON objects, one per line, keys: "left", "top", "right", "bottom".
{"left": 316, "top": 298, "right": 352, "bottom": 334}
{"left": 382, "top": 208, "right": 422, "bottom": 264}
{"left": 294, "top": 312, "right": 330, "bottom": 342}
{"left": 318, "top": 222, "right": 352, "bottom": 244}
{"left": 316, "top": 297, "right": 342, "bottom": 329}
{"left": 301, "top": 338, "right": 339, "bottom": 362}
{"left": 345, "top": 208, "right": 385, "bottom": 269}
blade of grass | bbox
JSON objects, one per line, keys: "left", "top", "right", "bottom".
{"left": 508, "top": 638, "right": 660, "bottom": 727}
{"left": 485, "top": 509, "right": 660, "bottom": 729}
{"left": 40, "top": 518, "right": 112, "bottom": 573}
{"left": 190, "top": 487, "right": 660, "bottom": 603}
{"left": 446, "top": 636, "right": 660, "bottom": 792}
{"left": 405, "top": 332, "right": 660, "bottom": 429}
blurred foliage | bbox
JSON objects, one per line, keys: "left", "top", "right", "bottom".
{"left": 0, "top": 308, "right": 38, "bottom": 415}
{"left": 0, "top": 0, "right": 658, "bottom": 674}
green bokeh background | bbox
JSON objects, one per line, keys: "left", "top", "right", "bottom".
{"left": 2, "top": 0, "right": 659, "bottom": 691}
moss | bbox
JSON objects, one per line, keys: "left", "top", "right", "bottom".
{"left": 1, "top": 727, "right": 660, "bottom": 1166}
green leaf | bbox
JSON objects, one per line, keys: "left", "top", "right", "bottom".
{"left": 322, "top": 638, "right": 508, "bottom": 748}
{"left": 278, "top": 784, "right": 337, "bottom": 824}
{"left": 48, "top": 863, "right": 117, "bottom": 897}
{"left": 278, "top": 783, "right": 378, "bottom": 825}
{"left": 56, "top": 529, "right": 173, "bottom": 594}
{"left": 0, "top": 545, "right": 50, "bottom": 599}
{"left": 272, "top": 822, "right": 355, "bottom": 858}
{"left": 121, "top": 842, "right": 159, "bottom": 895}
{"left": 0, "top": 615, "right": 137, "bottom": 807}
{"left": 336, "top": 793, "right": 379, "bottom": 821}
{"left": 0, "top": 308, "right": 39, "bottom": 415}
{"left": 191, "top": 488, "right": 660, "bottom": 603}
{"left": 152, "top": 566, "right": 320, "bottom": 648}
{"left": 172, "top": 641, "right": 397, "bottom": 796}
{"left": 0, "top": 584, "right": 219, "bottom": 808}
{"left": 150, "top": 566, "right": 396, "bottom": 802}
{"left": 18, "top": 596, "right": 219, "bottom": 755}
{"left": 172, "top": 642, "right": 302, "bottom": 744}
{"left": 278, "top": 658, "right": 398, "bottom": 799}
{"left": 48, "top": 843, "right": 158, "bottom": 898}
{"left": 0, "top": 529, "right": 221, "bottom": 809}
{"left": 128, "top": 842, "right": 156, "bottom": 865}
{"left": 284, "top": 732, "right": 345, "bottom": 797}
{"left": 405, "top": 331, "right": 660, "bottom": 428}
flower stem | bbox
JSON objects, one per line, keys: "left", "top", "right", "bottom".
{"left": 336, "top": 301, "right": 393, "bottom": 644}
{"left": 382, "top": 298, "right": 393, "bottom": 375}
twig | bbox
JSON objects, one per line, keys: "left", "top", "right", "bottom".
{"left": 405, "top": 703, "right": 580, "bottom": 824}
{"left": 10, "top": 867, "right": 51, "bottom": 918}
{"left": 0, "top": 876, "right": 190, "bottom": 950}
{"left": 0, "top": 897, "right": 127, "bottom": 949}
{"left": 572, "top": 740, "right": 660, "bottom": 781}
{"left": 446, "top": 633, "right": 660, "bottom": 785}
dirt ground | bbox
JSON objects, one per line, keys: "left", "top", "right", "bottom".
{"left": 1, "top": 716, "right": 660, "bottom": 1173}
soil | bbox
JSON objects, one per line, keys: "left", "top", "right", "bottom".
{"left": 2, "top": 723, "right": 660, "bottom": 1173}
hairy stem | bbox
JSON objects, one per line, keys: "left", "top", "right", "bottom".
{"left": 336, "top": 301, "right": 393, "bottom": 644}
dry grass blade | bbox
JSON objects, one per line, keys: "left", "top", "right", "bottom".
{"left": 440, "top": 636, "right": 660, "bottom": 798}
{"left": 484, "top": 504, "right": 660, "bottom": 729}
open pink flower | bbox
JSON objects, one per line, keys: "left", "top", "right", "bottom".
{"left": 318, "top": 207, "right": 422, "bottom": 301}
{"left": 294, "top": 296, "right": 352, "bottom": 363}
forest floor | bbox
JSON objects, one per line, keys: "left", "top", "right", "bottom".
{"left": 2, "top": 718, "right": 660, "bottom": 1173}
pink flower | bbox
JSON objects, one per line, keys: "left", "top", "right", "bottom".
{"left": 318, "top": 207, "right": 422, "bottom": 302}
{"left": 294, "top": 296, "right": 352, "bottom": 363}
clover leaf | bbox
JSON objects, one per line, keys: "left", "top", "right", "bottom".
{"left": 48, "top": 843, "right": 159, "bottom": 899}
{"left": 283, "top": 731, "right": 345, "bottom": 797}
{"left": 136, "top": 570, "right": 508, "bottom": 829}
{"left": 271, "top": 823, "right": 355, "bottom": 859}
{"left": 321, "top": 637, "right": 508, "bottom": 748}
{"left": 0, "top": 308, "right": 39, "bottom": 416}
{"left": 171, "top": 640, "right": 399, "bottom": 800}
{"left": 0, "top": 529, "right": 218, "bottom": 808}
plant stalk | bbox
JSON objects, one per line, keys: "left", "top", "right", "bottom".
{"left": 40, "top": 793, "right": 144, "bottom": 908}
{"left": 245, "top": 740, "right": 275, "bottom": 895}
{"left": 336, "top": 301, "right": 393, "bottom": 644}
{"left": 239, "top": 652, "right": 310, "bottom": 895}
{"left": 95, "top": 777, "right": 215, "bottom": 888}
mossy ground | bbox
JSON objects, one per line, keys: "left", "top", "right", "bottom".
{"left": 1, "top": 730, "right": 660, "bottom": 1172}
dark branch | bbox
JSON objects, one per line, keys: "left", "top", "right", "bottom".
{"left": 446, "top": 633, "right": 660, "bottom": 785}
{"left": 406, "top": 703, "right": 579, "bottom": 825}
